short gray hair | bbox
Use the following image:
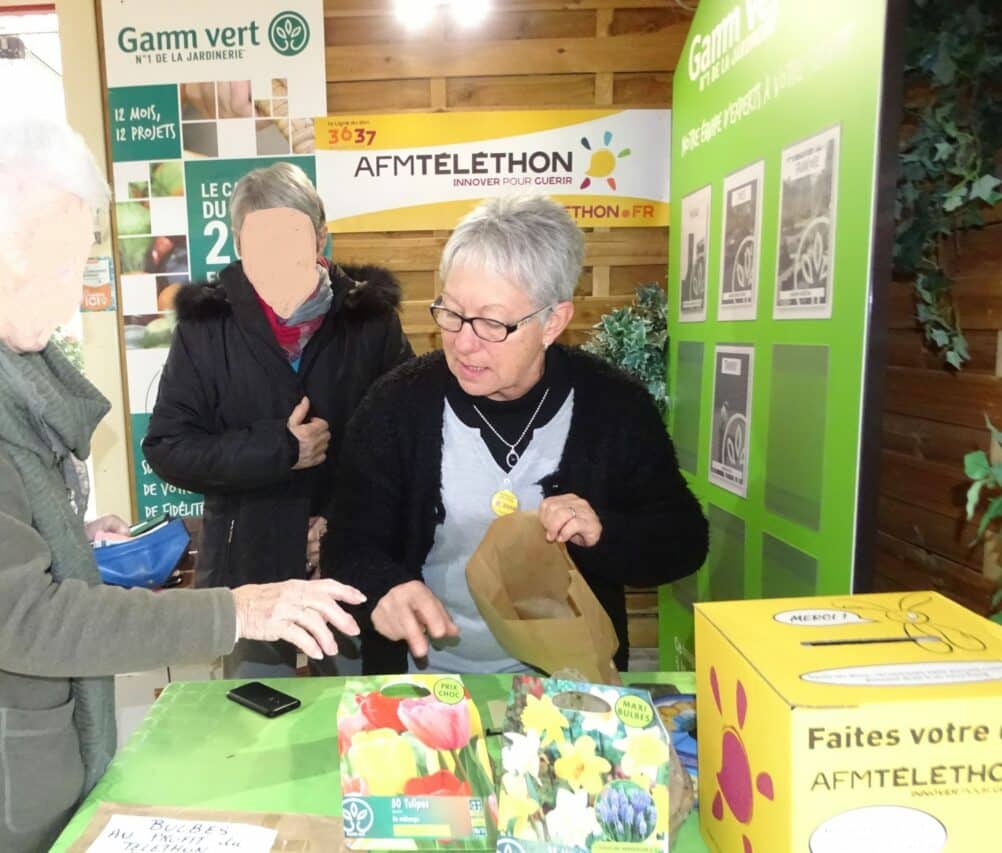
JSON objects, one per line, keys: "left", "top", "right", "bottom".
{"left": 440, "top": 194, "right": 584, "bottom": 308}
{"left": 230, "top": 162, "right": 326, "bottom": 244}
{"left": 0, "top": 118, "right": 109, "bottom": 225}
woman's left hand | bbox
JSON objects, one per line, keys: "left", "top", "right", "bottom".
{"left": 538, "top": 494, "right": 602, "bottom": 548}
{"left": 85, "top": 514, "right": 130, "bottom": 542}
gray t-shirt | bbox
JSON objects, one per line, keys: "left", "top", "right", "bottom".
{"left": 411, "top": 393, "right": 574, "bottom": 674}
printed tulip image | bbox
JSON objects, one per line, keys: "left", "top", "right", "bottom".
{"left": 337, "top": 675, "right": 498, "bottom": 851}
{"left": 356, "top": 688, "right": 407, "bottom": 732}
{"left": 498, "top": 676, "right": 672, "bottom": 852}
{"left": 347, "top": 728, "right": 418, "bottom": 796}
{"left": 404, "top": 769, "right": 472, "bottom": 797}
{"left": 399, "top": 694, "right": 472, "bottom": 750}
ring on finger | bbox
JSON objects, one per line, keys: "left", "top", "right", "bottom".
{"left": 568, "top": 506, "right": 577, "bottom": 518}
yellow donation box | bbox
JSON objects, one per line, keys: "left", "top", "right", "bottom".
{"left": 695, "top": 592, "right": 1002, "bottom": 853}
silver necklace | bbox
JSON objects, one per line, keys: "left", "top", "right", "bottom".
{"left": 472, "top": 388, "right": 550, "bottom": 468}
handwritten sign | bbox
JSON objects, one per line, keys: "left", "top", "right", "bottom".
{"left": 87, "top": 814, "right": 277, "bottom": 853}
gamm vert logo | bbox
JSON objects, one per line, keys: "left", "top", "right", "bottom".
{"left": 269, "top": 11, "right": 310, "bottom": 56}
{"left": 579, "top": 130, "right": 631, "bottom": 190}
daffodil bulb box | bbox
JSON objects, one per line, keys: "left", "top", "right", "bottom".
{"left": 337, "top": 674, "right": 496, "bottom": 850}
{"left": 695, "top": 592, "right": 1002, "bottom": 853}
{"left": 497, "top": 675, "right": 673, "bottom": 852}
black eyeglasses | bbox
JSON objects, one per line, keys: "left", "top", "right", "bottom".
{"left": 429, "top": 301, "right": 552, "bottom": 343}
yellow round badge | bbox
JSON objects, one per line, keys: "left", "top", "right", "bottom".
{"left": 491, "top": 489, "right": 519, "bottom": 516}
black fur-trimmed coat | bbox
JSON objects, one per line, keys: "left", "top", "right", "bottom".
{"left": 324, "top": 346, "right": 708, "bottom": 674}
{"left": 143, "top": 260, "right": 413, "bottom": 588}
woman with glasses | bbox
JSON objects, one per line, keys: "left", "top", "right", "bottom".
{"left": 325, "top": 194, "right": 707, "bottom": 675}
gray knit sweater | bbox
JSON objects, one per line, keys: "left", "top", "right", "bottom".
{"left": 0, "top": 341, "right": 236, "bottom": 852}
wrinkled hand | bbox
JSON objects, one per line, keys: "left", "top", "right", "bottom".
{"left": 538, "top": 494, "right": 603, "bottom": 547}
{"left": 306, "top": 515, "right": 327, "bottom": 569}
{"left": 288, "top": 396, "right": 330, "bottom": 470}
{"left": 85, "top": 514, "right": 130, "bottom": 542}
{"left": 372, "top": 580, "right": 459, "bottom": 660}
{"left": 232, "top": 578, "right": 365, "bottom": 660}
{"left": 182, "top": 81, "right": 252, "bottom": 119}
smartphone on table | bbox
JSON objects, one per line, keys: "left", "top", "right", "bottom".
{"left": 226, "top": 681, "right": 301, "bottom": 718}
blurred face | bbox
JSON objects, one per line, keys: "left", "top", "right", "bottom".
{"left": 238, "top": 207, "right": 325, "bottom": 318}
{"left": 440, "top": 261, "right": 573, "bottom": 401}
{"left": 0, "top": 181, "right": 93, "bottom": 353}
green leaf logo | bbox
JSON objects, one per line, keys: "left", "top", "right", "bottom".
{"left": 268, "top": 11, "right": 310, "bottom": 56}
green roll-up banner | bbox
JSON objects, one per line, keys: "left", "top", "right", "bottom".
{"left": 660, "top": 0, "right": 904, "bottom": 668}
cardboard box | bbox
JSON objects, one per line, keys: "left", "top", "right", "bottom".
{"left": 695, "top": 592, "right": 1002, "bottom": 853}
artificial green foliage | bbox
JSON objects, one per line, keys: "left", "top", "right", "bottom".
{"left": 963, "top": 415, "right": 1002, "bottom": 623}
{"left": 894, "top": 0, "right": 1002, "bottom": 369}
{"left": 582, "top": 283, "right": 668, "bottom": 416}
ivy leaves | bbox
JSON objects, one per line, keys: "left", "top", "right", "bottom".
{"left": 894, "top": 0, "right": 1002, "bottom": 369}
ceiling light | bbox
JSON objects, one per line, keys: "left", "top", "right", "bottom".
{"left": 394, "top": 0, "right": 437, "bottom": 32}
{"left": 449, "top": 0, "right": 490, "bottom": 28}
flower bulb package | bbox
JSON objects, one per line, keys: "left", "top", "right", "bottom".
{"left": 337, "top": 674, "right": 497, "bottom": 851}
{"left": 497, "top": 676, "right": 672, "bottom": 852}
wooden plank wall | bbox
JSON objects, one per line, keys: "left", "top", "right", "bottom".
{"left": 324, "top": 0, "right": 688, "bottom": 356}
{"left": 323, "top": 0, "right": 693, "bottom": 658}
{"left": 877, "top": 218, "right": 1002, "bottom": 616}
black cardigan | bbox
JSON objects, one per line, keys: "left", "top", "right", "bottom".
{"left": 324, "top": 346, "right": 708, "bottom": 673}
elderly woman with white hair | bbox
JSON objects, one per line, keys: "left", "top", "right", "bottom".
{"left": 142, "top": 161, "right": 412, "bottom": 678}
{"left": 0, "top": 121, "right": 368, "bottom": 852}
{"left": 325, "top": 194, "right": 708, "bottom": 675}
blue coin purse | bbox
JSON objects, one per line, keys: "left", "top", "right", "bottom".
{"left": 92, "top": 517, "right": 190, "bottom": 588}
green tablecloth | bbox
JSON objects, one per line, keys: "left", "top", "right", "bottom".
{"left": 52, "top": 673, "right": 708, "bottom": 851}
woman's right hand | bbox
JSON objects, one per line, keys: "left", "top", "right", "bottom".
{"left": 372, "top": 580, "right": 459, "bottom": 659}
{"left": 287, "top": 396, "right": 331, "bottom": 470}
{"left": 232, "top": 578, "right": 365, "bottom": 660}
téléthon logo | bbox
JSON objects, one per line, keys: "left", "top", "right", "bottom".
{"left": 268, "top": 11, "right": 310, "bottom": 56}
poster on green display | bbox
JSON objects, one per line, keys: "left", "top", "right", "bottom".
{"left": 660, "top": 0, "right": 903, "bottom": 668}
{"left": 99, "top": 0, "right": 327, "bottom": 520}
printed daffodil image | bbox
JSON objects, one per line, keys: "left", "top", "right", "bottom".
{"left": 502, "top": 730, "right": 542, "bottom": 780}
{"left": 616, "top": 730, "right": 671, "bottom": 785}
{"left": 580, "top": 130, "right": 631, "bottom": 190}
{"left": 498, "top": 677, "right": 674, "bottom": 852}
{"left": 545, "top": 787, "right": 601, "bottom": 849}
{"left": 554, "top": 735, "right": 612, "bottom": 795}
{"left": 520, "top": 693, "right": 569, "bottom": 746}
{"left": 498, "top": 772, "right": 541, "bottom": 840}
{"left": 578, "top": 687, "right": 623, "bottom": 738}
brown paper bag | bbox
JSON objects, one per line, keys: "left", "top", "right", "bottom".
{"left": 465, "top": 512, "right": 621, "bottom": 684}
{"left": 67, "top": 802, "right": 344, "bottom": 851}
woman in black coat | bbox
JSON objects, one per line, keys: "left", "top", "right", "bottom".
{"left": 325, "top": 195, "right": 707, "bottom": 675}
{"left": 143, "top": 162, "right": 412, "bottom": 677}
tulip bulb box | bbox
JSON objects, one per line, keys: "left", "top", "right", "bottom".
{"left": 497, "top": 675, "right": 673, "bottom": 852}
{"left": 336, "top": 674, "right": 496, "bottom": 850}
{"left": 695, "top": 592, "right": 1002, "bottom": 853}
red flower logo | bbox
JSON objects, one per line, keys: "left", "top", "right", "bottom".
{"left": 709, "top": 667, "right": 775, "bottom": 853}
